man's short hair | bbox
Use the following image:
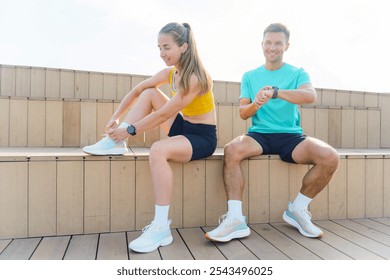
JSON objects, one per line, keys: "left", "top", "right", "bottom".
{"left": 263, "top": 23, "right": 290, "bottom": 42}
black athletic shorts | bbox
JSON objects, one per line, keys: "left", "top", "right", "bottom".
{"left": 246, "top": 132, "right": 306, "bottom": 163}
{"left": 168, "top": 114, "right": 217, "bottom": 161}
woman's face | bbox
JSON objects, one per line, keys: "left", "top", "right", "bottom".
{"left": 158, "top": 33, "right": 187, "bottom": 67}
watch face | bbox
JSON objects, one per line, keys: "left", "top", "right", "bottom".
{"left": 127, "top": 125, "right": 135, "bottom": 135}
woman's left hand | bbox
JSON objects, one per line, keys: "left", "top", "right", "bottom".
{"left": 107, "top": 127, "right": 129, "bottom": 143}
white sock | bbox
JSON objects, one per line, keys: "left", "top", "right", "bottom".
{"left": 227, "top": 200, "right": 243, "bottom": 219}
{"left": 153, "top": 205, "right": 170, "bottom": 227}
{"left": 292, "top": 192, "right": 312, "bottom": 210}
{"left": 118, "top": 121, "right": 130, "bottom": 129}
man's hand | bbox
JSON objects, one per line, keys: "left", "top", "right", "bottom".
{"left": 254, "top": 86, "right": 273, "bottom": 108}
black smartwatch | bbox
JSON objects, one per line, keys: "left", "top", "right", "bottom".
{"left": 272, "top": 86, "right": 279, "bottom": 99}
{"left": 126, "top": 125, "right": 137, "bottom": 136}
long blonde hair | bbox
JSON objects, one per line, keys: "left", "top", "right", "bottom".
{"left": 159, "top": 22, "right": 212, "bottom": 96}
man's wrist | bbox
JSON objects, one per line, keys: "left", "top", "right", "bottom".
{"left": 272, "top": 86, "right": 279, "bottom": 99}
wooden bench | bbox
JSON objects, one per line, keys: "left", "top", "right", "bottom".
{"left": 1, "top": 64, "right": 390, "bottom": 240}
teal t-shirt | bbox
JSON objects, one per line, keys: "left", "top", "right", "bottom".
{"left": 240, "top": 63, "right": 311, "bottom": 134}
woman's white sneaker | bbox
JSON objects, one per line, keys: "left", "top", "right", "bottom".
{"left": 83, "top": 136, "right": 128, "bottom": 155}
{"left": 129, "top": 220, "right": 173, "bottom": 253}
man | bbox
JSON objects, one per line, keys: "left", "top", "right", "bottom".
{"left": 205, "top": 23, "right": 339, "bottom": 241}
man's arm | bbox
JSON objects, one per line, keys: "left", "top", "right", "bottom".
{"left": 277, "top": 83, "right": 317, "bottom": 105}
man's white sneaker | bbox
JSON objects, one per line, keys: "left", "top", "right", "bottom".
{"left": 205, "top": 214, "right": 250, "bottom": 242}
{"left": 82, "top": 136, "right": 128, "bottom": 155}
{"left": 283, "top": 202, "right": 323, "bottom": 238}
{"left": 129, "top": 220, "right": 173, "bottom": 253}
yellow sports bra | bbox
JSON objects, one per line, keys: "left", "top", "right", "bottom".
{"left": 169, "top": 67, "right": 215, "bottom": 116}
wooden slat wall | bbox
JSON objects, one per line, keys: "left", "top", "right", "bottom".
{"left": 0, "top": 154, "right": 389, "bottom": 239}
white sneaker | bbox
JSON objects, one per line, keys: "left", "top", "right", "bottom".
{"left": 205, "top": 214, "right": 250, "bottom": 242}
{"left": 82, "top": 136, "right": 128, "bottom": 155}
{"left": 129, "top": 220, "right": 173, "bottom": 253}
{"left": 283, "top": 202, "right": 323, "bottom": 238}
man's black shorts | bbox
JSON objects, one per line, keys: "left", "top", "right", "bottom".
{"left": 246, "top": 132, "right": 307, "bottom": 163}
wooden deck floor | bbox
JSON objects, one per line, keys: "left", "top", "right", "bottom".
{"left": 1, "top": 218, "right": 390, "bottom": 260}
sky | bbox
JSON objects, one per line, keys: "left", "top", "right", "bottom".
{"left": 0, "top": 0, "right": 389, "bottom": 93}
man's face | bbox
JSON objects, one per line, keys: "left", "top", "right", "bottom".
{"left": 262, "top": 32, "right": 289, "bottom": 64}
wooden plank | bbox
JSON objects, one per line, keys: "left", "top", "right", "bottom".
{"left": 15, "top": 66, "right": 31, "bottom": 97}
{"left": 332, "top": 220, "right": 390, "bottom": 246}
{"left": 45, "top": 68, "right": 60, "bottom": 98}
{"left": 384, "top": 159, "right": 390, "bottom": 216}
{"left": 365, "top": 159, "right": 384, "bottom": 217}
{"left": 0, "top": 239, "right": 12, "bottom": 254}
{"left": 103, "top": 73, "right": 117, "bottom": 100}
{"left": 96, "top": 101, "right": 113, "bottom": 141}
{"left": 183, "top": 160, "right": 206, "bottom": 227}
{"left": 316, "top": 220, "right": 390, "bottom": 259}
{"left": 328, "top": 108, "right": 342, "bottom": 147}
{"left": 63, "top": 234, "right": 98, "bottom": 260}
{"left": 0, "top": 98, "right": 9, "bottom": 146}
{"left": 226, "top": 82, "right": 240, "bottom": 103}
{"left": 335, "top": 90, "right": 350, "bottom": 107}
{"left": 63, "top": 100, "right": 81, "bottom": 147}
{"left": 251, "top": 223, "right": 321, "bottom": 260}
{"left": 379, "top": 95, "right": 390, "bottom": 147}
{"left": 1, "top": 65, "right": 15, "bottom": 96}
{"left": 272, "top": 222, "right": 352, "bottom": 259}
{"left": 84, "top": 160, "right": 110, "bottom": 233}
{"left": 0, "top": 238, "right": 41, "bottom": 260}
{"left": 367, "top": 109, "right": 381, "bottom": 148}
{"left": 80, "top": 100, "right": 97, "bottom": 146}
{"left": 9, "top": 98, "right": 28, "bottom": 146}
{"left": 89, "top": 72, "right": 103, "bottom": 99}
{"left": 203, "top": 227, "right": 257, "bottom": 260}
{"left": 159, "top": 230, "right": 193, "bottom": 260}
{"left": 27, "top": 100, "right": 46, "bottom": 146}
{"left": 321, "top": 89, "right": 336, "bottom": 106}
{"left": 316, "top": 224, "right": 383, "bottom": 260}
{"left": 328, "top": 158, "right": 347, "bottom": 219}
{"left": 347, "top": 158, "right": 366, "bottom": 218}
{"left": 30, "top": 67, "right": 46, "bottom": 98}
{"left": 28, "top": 161, "right": 57, "bottom": 237}
{"left": 205, "top": 159, "right": 226, "bottom": 226}
{"left": 341, "top": 108, "right": 355, "bottom": 148}
{"left": 232, "top": 104, "right": 247, "bottom": 140}
{"left": 248, "top": 158, "right": 270, "bottom": 223}
{"left": 178, "top": 228, "right": 225, "bottom": 260}
{"left": 315, "top": 107, "right": 328, "bottom": 143}
{"left": 45, "top": 100, "right": 63, "bottom": 146}
{"left": 116, "top": 74, "right": 131, "bottom": 100}
{"left": 372, "top": 218, "right": 390, "bottom": 227}
{"left": 75, "top": 71, "right": 89, "bottom": 99}
{"left": 354, "top": 109, "right": 368, "bottom": 148}
{"left": 60, "top": 69, "right": 75, "bottom": 99}
{"left": 269, "top": 159, "right": 289, "bottom": 222}
{"left": 57, "top": 161, "right": 84, "bottom": 235}
{"left": 242, "top": 225, "right": 290, "bottom": 259}
{"left": 135, "top": 160, "right": 156, "bottom": 229}
{"left": 301, "top": 107, "right": 315, "bottom": 136}
{"left": 127, "top": 231, "right": 161, "bottom": 260}
{"left": 217, "top": 104, "right": 232, "bottom": 147}
{"left": 111, "top": 160, "right": 136, "bottom": 232}
{"left": 30, "top": 236, "right": 70, "bottom": 260}
{"left": 353, "top": 219, "right": 390, "bottom": 235}
{"left": 364, "top": 92, "right": 378, "bottom": 107}
{"left": 97, "top": 232, "right": 128, "bottom": 260}
{"left": 350, "top": 91, "right": 364, "bottom": 107}
{"left": 213, "top": 81, "right": 227, "bottom": 103}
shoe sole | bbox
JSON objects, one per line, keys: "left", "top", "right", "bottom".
{"left": 282, "top": 211, "right": 323, "bottom": 238}
{"left": 83, "top": 147, "right": 128, "bottom": 156}
{"left": 129, "top": 235, "right": 173, "bottom": 253}
{"left": 205, "top": 227, "right": 251, "bottom": 242}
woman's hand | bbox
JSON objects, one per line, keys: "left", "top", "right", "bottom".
{"left": 107, "top": 127, "right": 129, "bottom": 143}
{"left": 105, "top": 119, "right": 119, "bottom": 133}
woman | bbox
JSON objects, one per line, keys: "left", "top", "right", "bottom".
{"left": 83, "top": 22, "right": 217, "bottom": 253}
